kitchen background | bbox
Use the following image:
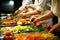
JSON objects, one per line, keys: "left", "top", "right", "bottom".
{"left": 0, "top": 0, "right": 58, "bottom": 25}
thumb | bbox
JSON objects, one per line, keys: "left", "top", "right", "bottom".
{"left": 49, "top": 26, "right": 57, "bottom": 33}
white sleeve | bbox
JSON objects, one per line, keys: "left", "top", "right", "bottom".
{"left": 36, "top": 0, "right": 47, "bottom": 11}
{"left": 19, "top": 0, "right": 33, "bottom": 11}
{"left": 51, "top": 0, "right": 60, "bottom": 17}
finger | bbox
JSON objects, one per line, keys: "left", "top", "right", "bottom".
{"left": 49, "top": 24, "right": 60, "bottom": 33}
{"left": 32, "top": 17, "right": 37, "bottom": 22}
{"left": 19, "top": 13, "right": 24, "bottom": 16}
{"left": 33, "top": 18, "right": 38, "bottom": 23}
{"left": 30, "top": 17, "right": 35, "bottom": 22}
{"left": 30, "top": 15, "right": 38, "bottom": 22}
{"left": 30, "top": 16, "right": 35, "bottom": 22}
{"left": 49, "top": 26, "right": 57, "bottom": 33}
{"left": 14, "top": 11, "right": 18, "bottom": 15}
{"left": 14, "top": 10, "right": 20, "bottom": 15}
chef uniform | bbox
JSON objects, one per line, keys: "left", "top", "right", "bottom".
{"left": 51, "top": 0, "right": 60, "bottom": 23}
{"left": 51, "top": 0, "right": 60, "bottom": 36}
{"left": 18, "top": 0, "right": 33, "bottom": 12}
{"left": 34, "top": 0, "right": 52, "bottom": 24}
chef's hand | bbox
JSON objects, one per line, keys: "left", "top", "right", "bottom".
{"left": 23, "top": 7, "right": 28, "bottom": 13}
{"left": 49, "top": 23, "right": 60, "bottom": 33}
{"left": 14, "top": 10, "right": 20, "bottom": 15}
{"left": 30, "top": 15, "right": 40, "bottom": 22}
{"left": 19, "top": 13, "right": 26, "bottom": 17}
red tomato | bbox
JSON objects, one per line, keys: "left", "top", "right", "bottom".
{"left": 5, "top": 20, "right": 12, "bottom": 24}
{"left": 3, "top": 20, "right": 12, "bottom": 26}
{"left": 13, "top": 21, "right": 17, "bottom": 24}
{"left": 3, "top": 22, "right": 10, "bottom": 26}
{"left": 6, "top": 31, "right": 13, "bottom": 36}
{"left": 47, "top": 25, "right": 53, "bottom": 30}
{"left": 43, "top": 24, "right": 52, "bottom": 29}
{"left": 4, "top": 31, "right": 14, "bottom": 40}
{"left": 35, "top": 22, "right": 42, "bottom": 28}
{"left": 3, "top": 36, "right": 14, "bottom": 40}
{"left": 21, "top": 19, "right": 27, "bottom": 25}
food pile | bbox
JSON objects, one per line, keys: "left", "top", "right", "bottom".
{"left": 1, "top": 19, "right": 17, "bottom": 26}
{"left": 0, "top": 18, "right": 58, "bottom": 40}
{"left": 3, "top": 32, "right": 57, "bottom": 40}
{"left": 0, "top": 25, "right": 45, "bottom": 34}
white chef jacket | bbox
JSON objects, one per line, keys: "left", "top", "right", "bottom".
{"left": 34, "top": 0, "right": 51, "bottom": 11}
{"left": 34, "top": 0, "right": 47, "bottom": 11}
{"left": 18, "top": 0, "right": 33, "bottom": 12}
{"left": 34, "top": 0, "right": 52, "bottom": 24}
{"left": 51, "top": 0, "right": 60, "bottom": 23}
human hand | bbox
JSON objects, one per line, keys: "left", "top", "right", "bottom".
{"left": 42, "top": 24, "right": 53, "bottom": 30}
{"left": 14, "top": 10, "right": 20, "bottom": 15}
{"left": 49, "top": 23, "right": 60, "bottom": 33}
{"left": 30, "top": 15, "right": 40, "bottom": 22}
{"left": 19, "top": 13, "right": 26, "bottom": 17}
{"left": 23, "top": 9, "right": 28, "bottom": 13}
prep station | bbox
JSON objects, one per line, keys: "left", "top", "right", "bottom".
{"left": 0, "top": 0, "right": 60, "bottom": 40}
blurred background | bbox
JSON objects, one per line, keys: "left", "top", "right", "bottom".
{"left": 0, "top": 0, "right": 58, "bottom": 25}
{"left": 0, "top": 0, "right": 22, "bottom": 13}
{"left": 0, "top": 0, "right": 22, "bottom": 20}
